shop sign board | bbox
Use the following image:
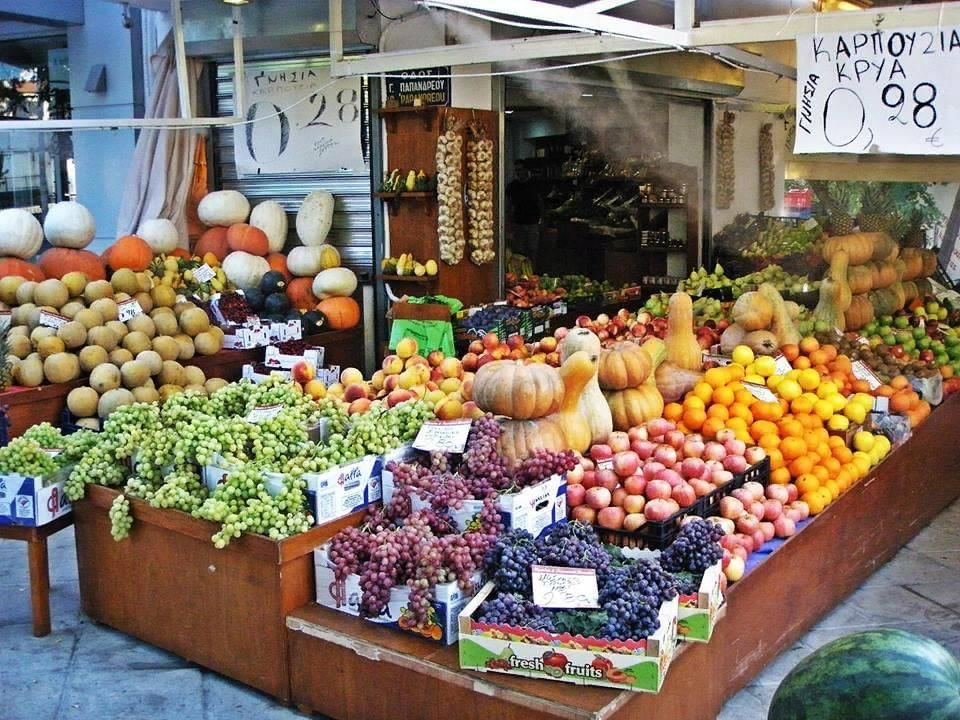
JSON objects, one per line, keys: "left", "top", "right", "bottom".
{"left": 384, "top": 66, "right": 451, "bottom": 107}
{"left": 234, "top": 64, "right": 365, "bottom": 176}
{"left": 794, "top": 26, "right": 960, "bottom": 154}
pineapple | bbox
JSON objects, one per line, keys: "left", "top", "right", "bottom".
{"left": 858, "top": 183, "right": 896, "bottom": 234}
{"left": 0, "top": 329, "right": 11, "bottom": 390}
{"left": 812, "top": 181, "right": 858, "bottom": 236}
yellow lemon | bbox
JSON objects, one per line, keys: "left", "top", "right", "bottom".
{"left": 798, "top": 368, "right": 821, "bottom": 391}
{"left": 766, "top": 374, "right": 784, "bottom": 389}
{"left": 777, "top": 379, "right": 802, "bottom": 401}
{"left": 853, "top": 393, "right": 875, "bottom": 411}
{"left": 744, "top": 374, "right": 765, "bottom": 385}
{"left": 704, "top": 367, "right": 730, "bottom": 389}
{"left": 732, "top": 345, "right": 755, "bottom": 367}
{"left": 828, "top": 414, "right": 850, "bottom": 432}
{"left": 853, "top": 431, "right": 875, "bottom": 453}
{"left": 852, "top": 451, "right": 872, "bottom": 475}
{"left": 874, "top": 434, "right": 891, "bottom": 457}
{"left": 786, "top": 369, "right": 802, "bottom": 381}
{"left": 844, "top": 402, "right": 867, "bottom": 424}
{"left": 754, "top": 355, "right": 777, "bottom": 377}
{"left": 816, "top": 381, "right": 839, "bottom": 399}
{"left": 828, "top": 394, "right": 847, "bottom": 412}
{"left": 813, "top": 399, "right": 835, "bottom": 421}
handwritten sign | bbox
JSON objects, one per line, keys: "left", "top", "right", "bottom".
{"left": 413, "top": 420, "right": 473, "bottom": 454}
{"left": 38, "top": 310, "right": 68, "bottom": 329}
{"left": 743, "top": 382, "right": 778, "bottom": 403}
{"left": 795, "top": 26, "right": 960, "bottom": 154}
{"left": 531, "top": 566, "right": 599, "bottom": 609}
{"left": 385, "top": 66, "right": 450, "bottom": 107}
{"left": 245, "top": 404, "right": 284, "bottom": 424}
{"left": 117, "top": 299, "right": 144, "bottom": 322}
{"left": 234, "top": 64, "right": 365, "bottom": 176}
{"left": 772, "top": 353, "right": 793, "bottom": 376}
{"left": 193, "top": 264, "right": 215, "bottom": 283}
{"left": 851, "top": 360, "right": 882, "bottom": 390}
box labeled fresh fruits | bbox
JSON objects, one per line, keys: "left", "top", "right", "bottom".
{"left": 0, "top": 469, "right": 72, "bottom": 527}
{"left": 458, "top": 582, "right": 677, "bottom": 693}
{"left": 303, "top": 455, "right": 381, "bottom": 526}
{"left": 314, "top": 545, "right": 479, "bottom": 644}
{"left": 677, "top": 561, "right": 725, "bottom": 643}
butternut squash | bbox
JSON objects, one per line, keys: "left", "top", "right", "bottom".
{"left": 559, "top": 328, "right": 612, "bottom": 445}
{"left": 758, "top": 283, "right": 800, "bottom": 346}
{"left": 655, "top": 362, "right": 705, "bottom": 403}
{"left": 664, "top": 292, "right": 703, "bottom": 371}
{"left": 813, "top": 249, "right": 852, "bottom": 331}
{"left": 731, "top": 291, "right": 773, "bottom": 331}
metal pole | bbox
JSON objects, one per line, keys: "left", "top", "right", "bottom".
{"left": 170, "top": 0, "right": 192, "bottom": 119}
{"left": 232, "top": 5, "right": 246, "bottom": 118}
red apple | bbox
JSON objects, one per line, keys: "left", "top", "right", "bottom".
{"left": 704, "top": 442, "right": 727, "bottom": 461}
{"left": 723, "top": 454, "right": 748, "bottom": 474}
{"left": 590, "top": 444, "right": 613, "bottom": 463}
{"left": 790, "top": 500, "right": 810, "bottom": 519}
{"left": 566, "top": 484, "right": 586, "bottom": 507}
{"left": 611, "top": 488, "right": 628, "bottom": 507}
{"left": 612, "top": 450, "right": 640, "bottom": 478}
{"left": 762, "top": 499, "right": 783, "bottom": 521}
{"left": 427, "top": 350, "right": 445, "bottom": 367}
{"left": 723, "top": 437, "right": 747, "bottom": 457}
{"left": 538, "top": 336, "right": 557, "bottom": 353}
{"left": 724, "top": 555, "right": 745, "bottom": 582}
{"left": 581, "top": 470, "right": 597, "bottom": 490}
{"left": 585, "top": 486, "right": 612, "bottom": 510}
{"left": 720, "top": 534, "right": 740, "bottom": 552}
{"left": 671, "top": 483, "right": 697, "bottom": 507}
{"left": 664, "top": 430, "right": 686, "bottom": 450}
{"left": 653, "top": 444, "right": 678, "bottom": 467}
{"left": 554, "top": 326, "right": 569, "bottom": 340}
{"left": 751, "top": 529, "right": 766, "bottom": 552}
{"left": 744, "top": 446, "right": 767, "bottom": 465}
{"left": 627, "top": 426, "right": 649, "bottom": 443}
{"left": 765, "top": 484, "right": 789, "bottom": 504}
{"left": 731, "top": 545, "right": 749, "bottom": 563}
{"left": 570, "top": 505, "right": 596, "bottom": 524}
{"left": 642, "top": 462, "right": 666, "bottom": 482}
{"left": 736, "top": 533, "right": 755, "bottom": 553}
{"left": 690, "top": 478, "right": 714, "bottom": 497}
{"left": 774, "top": 515, "right": 797, "bottom": 538}
{"left": 683, "top": 437, "right": 706, "bottom": 459}
{"left": 596, "top": 469, "right": 620, "bottom": 492}
{"left": 461, "top": 352, "right": 479, "bottom": 372}
{"left": 644, "top": 498, "right": 679, "bottom": 521}
{"left": 580, "top": 457, "right": 595, "bottom": 471}
{"left": 608, "top": 432, "right": 631, "bottom": 453}
{"left": 711, "top": 469, "right": 734, "bottom": 486}
{"left": 786, "top": 484, "right": 799, "bottom": 503}
{"left": 632, "top": 440, "right": 657, "bottom": 460}
{"left": 622, "top": 494, "right": 646, "bottom": 514}
{"left": 681, "top": 457, "right": 706, "bottom": 480}
{"left": 644, "top": 479, "right": 672, "bottom": 500}
{"left": 656, "top": 468, "right": 684, "bottom": 488}
{"left": 623, "top": 513, "right": 646, "bottom": 532}
{"left": 715, "top": 428, "right": 737, "bottom": 444}
{"left": 720, "top": 497, "right": 744, "bottom": 520}
{"left": 566, "top": 463, "right": 584, "bottom": 484}
{"left": 732, "top": 488, "right": 754, "bottom": 506}
{"left": 749, "top": 501, "right": 766, "bottom": 520}
{"left": 623, "top": 475, "right": 646, "bottom": 495}
{"left": 736, "top": 514, "right": 760, "bottom": 535}
{"left": 759, "top": 521, "right": 775, "bottom": 542}
{"left": 646, "top": 418, "right": 675, "bottom": 438}
{"left": 597, "top": 506, "right": 626, "bottom": 530}
{"left": 506, "top": 334, "right": 525, "bottom": 351}
{"left": 575, "top": 315, "right": 592, "bottom": 328}
{"left": 709, "top": 516, "right": 735, "bottom": 535}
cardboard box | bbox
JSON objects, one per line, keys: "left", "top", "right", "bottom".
{"left": 382, "top": 473, "right": 567, "bottom": 538}
{"left": 202, "top": 454, "right": 240, "bottom": 493}
{"left": 303, "top": 455, "right": 381, "bottom": 526}
{"left": 677, "top": 561, "right": 725, "bottom": 643}
{"left": 314, "top": 545, "right": 480, "bottom": 645}
{"left": 263, "top": 345, "right": 325, "bottom": 371}
{"left": 459, "top": 582, "right": 677, "bottom": 693}
{"left": 0, "top": 469, "right": 72, "bottom": 527}
{"left": 224, "top": 325, "right": 270, "bottom": 349}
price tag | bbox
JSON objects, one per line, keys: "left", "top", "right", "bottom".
{"left": 772, "top": 353, "right": 793, "bottom": 375}
{"left": 872, "top": 396, "right": 890, "bottom": 413}
{"left": 743, "top": 382, "right": 778, "bottom": 403}
{"left": 117, "top": 299, "right": 144, "bottom": 322}
{"left": 854, "top": 335, "right": 870, "bottom": 346}
{"left": 595, "top": 459, "right": 613, "bottom": 471}
{"left": 851, "top": 361, "right": 882, "bottom": 390}
{"left": 413, "top": 419, "right": 473, "bottom": 454}
{"left": 41, "top": 449, "right": 62, "bottom": 458}
{"left": 193, "top": 264, "right": 216, "bottom": 283}
{"left": 245, "top": 404, "right": 284, "bottom": 423}
{"left": 531, "top": 566, "right": 599, "bottom": 609}
{"left": 38, "top": 310, "right": 69, "bottom": 329}
{"left": 702, "top": 352, "right": 733, "bottom": 367}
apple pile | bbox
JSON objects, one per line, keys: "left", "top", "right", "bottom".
{"left": 325, "top": 337, "right": 483, "bottom": 419}
{"left": 558, "top": 308, "right": 726, "bottom": 350}
{"left": 712, "top": 481, "right": 809, "bottom": 582}
{"left": 461, "top": 332, "right": 561, "bottom": 369}
{"left": 565, "top": 419, "right": 767, "bottom": 534}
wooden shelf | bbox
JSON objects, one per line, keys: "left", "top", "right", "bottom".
{"left": 375, "top": 191, "right": 436, "bottom": 215}
{"left": 376, "top": 106, "right": 442, "bottom": 115}
{"left": 377, "top": 105, "right": 441, "bottom": 132}
{"left": 378, "top": 274, "right": 437, "bottom": 284}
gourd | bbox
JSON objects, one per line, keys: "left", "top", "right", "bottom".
{"left": 847, "top": 264, "right": 873, "bottom": 294}
{"left": 731, "top": 291, "right": 773, "bottom": 331}
{"left": 719, "top": 323, "right": 747, "bottom": 354}
{"left": 742, "top": 330, "right": 779, "bottom": 356}
{"left": 497, "top": 350, "right": 594, "bottom": 460}
{"left": 226, "top": 223, "right": 269, "bottom": 256}
{"left": 758, "top": 283, "right": 800, "bottom": 346}
{"left": 604, "top": 385, "right": 665, "bottom": 431}
{"left": 315, "top": 296, "right": 360, "bottom": 329}
{"left": 198, "top": 190, "right": 250, "bottom": 227}
{"left": 286, "top": 277, "right": 319, "bottom": 310}
{"left": 813, "top": 249, "right": 852, "bottom": 331}
{"left": 296, "top": 191, "right": 335, "bottom": 246}
{"left": 473, "top": 361, "right": 564, "bottom": 419}
{"left": 287, "top": 246, "right": 325, "bottom": 277}
{"left": 867, "top": 261, "right": 898, "bottom": 290}
{"left": 38, "top": 248, "right": 106, "bottom": 280}
{"left": 105, "top": 235, "right": 153, "bottom": 271}
{"left": 0, "top": 208, "right": 43, "bottom": 258}
{"left": 845, "top": 294, "right": 875, "bottom": 330}
{"left": 222, "top": 250, "right": 270, "bottom": 289}
{"left": 137, "top": 219, "right": 179, "bottom": 255}
{"left": 597, "top": 341, "right": 652, "bottom": 390}
{"left": 821, "top": 232, "right": 897, "bottom": 265}
{"left": 899, "top": 248, "right": 923, "bottom": 281}
{"left": 317, "top": 243, "right": 341, "bottom": 269}
{"left": 664, "top": 292, "right": 703, "bottom": 371}
{"left": 43, "top": 201, "right": 95, "bottom": 249}
{"left": 655, "top": 362, "right": 705, "bottom": 403}
{"left": 559, "top": 328, "right": 612, "bottom": 445}
{"left": 194, "top": 227, "right": 230, "bottom": 261}
{"left": 313, "top": 267, "right": 358, "bottom": 299}
{"left": 641, "top": 337, "right": 667, "bottom": 370}
{"left": 249, "top": 200, "right": 288, "bottom": 253}
{"left": 0, "top": 257, "right": 44, "bottom": 281}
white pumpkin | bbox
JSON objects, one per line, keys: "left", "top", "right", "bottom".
{"left": 137, "top": 218, "right": 180, "bottom": 255}
{"left": 222, "top": 251, "right": 269, "bottom": 289}
{"left": 198, "top": 190, "right": 250, "bottom": 227}
{"left": 250, "top": 201, "right": 288, "bottom": 254}
{"left": 0, "top": 208, "right": 43, "bottom": 259}
{"left": 286, "top": 246, "right": 324, "bottom": 277}
{"left": 296, "top": 191, "right": 335, "bottom": 247}
{"left": 312, "top": 267, "right": 358, "bottom": 299}
{"left": 43, "top": 201, "right": 95, "bottom": 249}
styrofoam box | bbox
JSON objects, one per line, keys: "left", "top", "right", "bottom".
{"left": 382, "top": 472, "right": 567, "bottom": 539}
{"left": 0, "top": 470, "right": 72, "bottom": 527}
{"left": 315, "top": 545, "right": 481, "bottom": 645}
{"left": 303, "top": 455, "right": 381, "bottom": 526}
{"left": 263, "top": 345, "right": 325, "bottom": 371}
{"left": 224, "top": 325, "right": 270, "bottom": 349}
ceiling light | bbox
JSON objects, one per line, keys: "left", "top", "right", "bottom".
{"left": 581, "top": 93, "right": 593, "bottom": 98}
{"left": 223, "top": 0, "right": 250, "bottom": 5}
{"left": 505, "top": 110, "right": 514, "bottom": 114}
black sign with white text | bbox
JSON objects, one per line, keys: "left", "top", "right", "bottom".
{"left": 385, "top": 67, "right": 451, "bottom": 107}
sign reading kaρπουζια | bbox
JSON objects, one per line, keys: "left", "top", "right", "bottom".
{"left": 794, "top": 26, "right": 960, "bottom": 154}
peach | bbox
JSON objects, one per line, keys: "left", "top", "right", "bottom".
{"left": 387, "top": 389, "right": 414, "bottom": 408}
{"left": 303, "top": 379, "right": 327, "bottom": 400}
{"left": 397, "top": 369, "right": 419, "bottom": 390}
{"left": 370, "top": 369, "right": 386, "bottom": 390}
{"left": 343, "top": 383, "right": 368, "bottom": 403}
{"left": 440, "top": 357, "right": 463, "bottom": 379}
{"left": 395, "top": 337, "right": 419, "bottom": 359}
{"left": 348, "top": 398, "right": 371, "bottom": 415}
{"left": 435, "top": 396, "right": 464, "bottom": 420}
{"left": 439, "top": 377, "right": 461, "bottom": 394}
{"left": 381, "top": 355, "right": 403, "bottom": 375}
{"left": 461, "top": 400, "right": 484, "bottom": 419}
{"left": 340, "top": 367, "right": 364, "bottom": 385}
{"left": 427, "top": 350, "right": 445, "bottom": 368}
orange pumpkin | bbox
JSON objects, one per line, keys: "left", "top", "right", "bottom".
{"left": 267, "top": 252, "right": 292, "bottom": 281}
{"left": 193, "top": 227, "right": 230, "bottom": 261}
{"left": 316, "top": 296, "right": 360, "bottom": 330}
{"left": 0, "top": 257, "right": 45, "bottom": 281}
{"left": 106, "top": 235, "right": 153, "bottom": 271}
{"left": 36, "top": 248, "right": 105, "bottom": 280}
{"left": 287, "top": 277, "right": 318, "bottom": 310}
{"left": 226, "top": 223, "right": 269, "bottom": 256}
{"left": 168, "top": 247, "right": 192, "bottom": 260}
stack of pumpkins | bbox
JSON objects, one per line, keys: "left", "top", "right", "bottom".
{"left": 194, "top": 190, "right": 361, "bottom": 330}
{"left": 720, "top": 285, "right": 802, "bottom": 356}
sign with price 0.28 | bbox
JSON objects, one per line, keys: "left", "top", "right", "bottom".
{"left": 234, "top": 64, "right": 365, "bottom": 176}
{"left": 794, "top": 26, "right": 960, "bottom": 154}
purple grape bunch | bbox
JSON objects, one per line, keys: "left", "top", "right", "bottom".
{"left": 659, "top": 518, "right": 725, "bottom": 574}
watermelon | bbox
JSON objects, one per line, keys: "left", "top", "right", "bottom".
{"left": 769, "top": 629, "right": 960, "bottom": 720}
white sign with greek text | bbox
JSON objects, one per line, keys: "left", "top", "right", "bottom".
{"left": 413, "top": 420, "right": 473, "bottom": 454}
{"left": 531, "top": 566, "right": 599, "bottom": 609}
{"left": 795, "top": 26, "right": 960, "bottom": 154}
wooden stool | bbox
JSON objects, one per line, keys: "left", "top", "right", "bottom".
{"left": 0, "top": 514, "right": 74, "bottom": 637}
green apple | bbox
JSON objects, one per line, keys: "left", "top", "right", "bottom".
{"left": 935, "top": 352, "right": 950, "bottom": 366}
{"left": 894, "top": 315, "right": 911, "bottom": 329}
{"left": 879, "top": 315, "right": 894, "bottom": 327}
{"left": 917, "top": 336, "right": 932, "bottom": 350}
{"left": 862, "top": 322, "right": 878, "bottom": 336}
{"left": 882, "top": 333, "right": 896, "bottom": 346}
{"left": 926, "top": 301, "right": 940, "bottom": 315}
{"left": 938, "top": 307, "right": 948, "bottom": 320}
{"left": 912, "top": 326, "right": 926, "bottom": 341}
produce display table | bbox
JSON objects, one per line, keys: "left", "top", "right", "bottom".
{"left": 0, "top": 328, "right": 362, "bottom": 440}
{"left": 0, "top": 514, "right": 74, "bottom": 637}
{"left": 73, "top": 485, "right": 364, "bottom": 701}
{"left": 286, "top": 394, "right": 960, "bottom": 720}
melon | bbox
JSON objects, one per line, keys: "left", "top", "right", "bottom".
{"left": 60, "top": 301, "right": 86, "bottom": 319}
{"left": 61, "top": 271, "right": 89, "bottom": 297}
{"left": 193, "top": 331, "right": 222, "bottom": 356}
{"left": 120, "top": 360, "right": 151, "bottom": 389}
{"left": 122, "top": 331, "right": 151, "bottom": 356}
{"left": 182, "top": 365, "right": 207, "bottom": 386}
{"left": 158, "top": 384, "right": 183, "bottom": 402}
{"left": 0, "top": 276, "right": 26, "bottom": 305}
{"left": 179, "top": 307, "right": 210, "bottom": 336}
{"left": 109, "top": 348, "right": 134, "bottom": 366}
{"left": 30, "top": 326, "right": 55, "bottom": 345}
{"left": 151, "top": 336, "right": 181, "bottom": 361}
{"left": 152, "top": 312, "right": 179, "bottom": 336}
{"left": 205, "top": 378, "right": 228, "bottom": 394}
{"left": 74, "top": 308, "right": 104, "bottom": 330}
{"left": 34, "top": 279, "right": 69, "bottom": 309}
{"left": 134, "top": 292, "right": 154, "bottom": 314}
{"left": 90, "top": 298, "right": 119, "bottom": 322}
{"left": 8, "top": 334, "right": 32, "bottom": 359}
{"left": 135, "top": 350, "right": 163, "bottom": 376}
{"left": 79, "top": 345, "right": 110, "bottom": 372}
{"left": 98, "top": 388, "right": 136, "bottom": 418}
{"left": 127, "top": 314, "right": 156, "bottom": 339}
{"left": 43, "top": 352, "right": 81, "bottom": 383}
{"left": 90, "top": 363, "right": 122, "bottom": 393}
{"left": 132, "top": 386, "right": 160, "bottom": 404}
{"left": 83, "top": 280, "right": 114, "bottom": 303}
{"left": 769, "top": 629, "right": 960, "bottom": 720}
{"left": 15, "top": 281, "right": 37, "bottom": 305}
{"left": 67, "top": 386, "right": 100, "bottom": 418}
{"left": 37, "top": 336, "right": 66, "bottom": 360}
{"left": 56, "top": 321, "right": 88, "bottom": 350}
{"left": 150, "top": 285, "right": 177, "bottom": 308}
{"left": 15, "top": 354, "right": 43, "bottom": 386}
{"left": 111, "top": 268, "right": 140, "bottom": 295}
{"left": 174, "top": 335, "right": 195, "bottom": 360}
{"left": 105, "top": 321, "right": 129, "bottom": 341}
{"left": 158, "top": 360, "right": 185, "bottom": 387}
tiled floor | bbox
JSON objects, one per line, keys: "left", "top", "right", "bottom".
{"left": 2, "top": 499, "right": 958, "bottom": 720}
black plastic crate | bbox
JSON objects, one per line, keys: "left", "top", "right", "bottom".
{"left": 60, "top": 408, "right": 99, "bottom": 435}
{"left": 0, "top": 405, "right": 8, "bottom": 447}
{"left": 598, "top": 456, "right": 771, "bottom": 550}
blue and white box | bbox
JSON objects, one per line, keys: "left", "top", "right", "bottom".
{"left": 303, "top": 454, "right": 381, "bottom": 526}
{"left": 0, "top": 470, "right": 72, "bottom": 527}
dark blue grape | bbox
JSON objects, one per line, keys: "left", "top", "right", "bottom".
{"left": 660, "top": 518, "right": 724, "bottom": 574}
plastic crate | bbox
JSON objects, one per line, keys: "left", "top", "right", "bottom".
{"left": 60, "top": 408, "right": 99, "bottom": 435}
{"left": 598, "top": 457, "right": 771, "bottom": 549}
{"left": 0, "top": 405, "right": 8, "bottom": 447}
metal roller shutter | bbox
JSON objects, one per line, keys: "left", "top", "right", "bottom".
{"left": 213, "top": 58, "right": 373, "bottom": 272}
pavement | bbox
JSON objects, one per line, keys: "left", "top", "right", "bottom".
{"left": 1, "top": 499, "right": 958, "bottom": 720}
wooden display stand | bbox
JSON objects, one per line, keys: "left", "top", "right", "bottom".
{"left": 286, "top": 394, "right": 960, "bottom": 719}
{"left": 73, "top": 485, "right": 363, "bottom": 701}
{"left": 378, "top": 106, "right": 500, "bottom": 308}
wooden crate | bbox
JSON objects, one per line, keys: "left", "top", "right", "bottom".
{"left": 287, "top": 394, "right": 960, "bottom": 719}
{"left": 74, "top": 485, "right": 363, "bottom": 701}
